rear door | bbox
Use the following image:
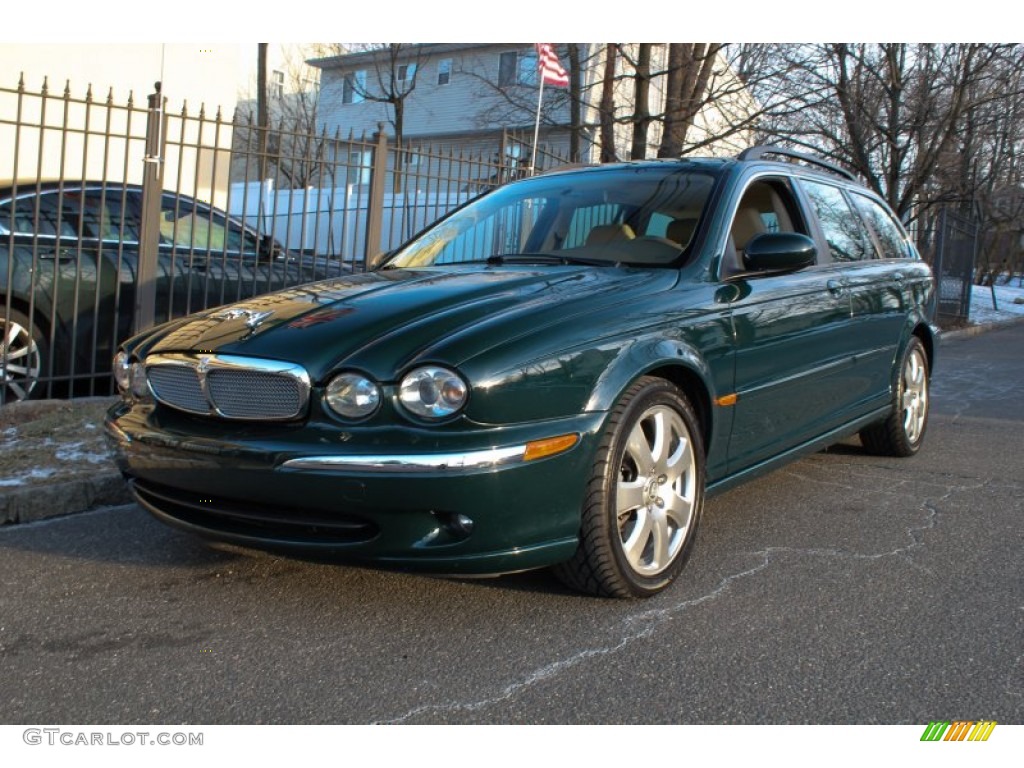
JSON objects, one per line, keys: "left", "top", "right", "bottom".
{"left": 799, "top": 180, "right": 906, "bottom": 414}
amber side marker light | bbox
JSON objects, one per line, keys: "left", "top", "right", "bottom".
{"left": 523, "top": 433, "right": 580, "bottom": 462}
{"left": 715, "top": 393, "right": 739, "bottom": 407}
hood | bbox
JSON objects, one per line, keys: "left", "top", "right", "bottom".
{"left": 146, "top": 266, "right": 678, "bottom": 382}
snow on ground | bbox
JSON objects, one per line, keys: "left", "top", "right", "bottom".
{"left": 969, "top": 281, "right": 1024, "bottom": 327}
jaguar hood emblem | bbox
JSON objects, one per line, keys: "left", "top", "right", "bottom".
{"left": 213, "top": 307, "right": 275, "bottom": 330}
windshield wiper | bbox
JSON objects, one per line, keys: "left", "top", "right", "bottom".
{"left": 486, "top": 253, "right": 612, "bottom": 267}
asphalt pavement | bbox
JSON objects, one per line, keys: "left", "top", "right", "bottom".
{"left": 0, "top": 323, "right": 1021, "bottom": 724}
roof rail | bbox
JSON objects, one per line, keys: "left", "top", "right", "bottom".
{"left": 736, "top": 145, "right": 856, "bottom": 182}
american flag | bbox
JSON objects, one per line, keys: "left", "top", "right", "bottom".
{"left": 535, "top": 43, "right": 569, "bottom": 88}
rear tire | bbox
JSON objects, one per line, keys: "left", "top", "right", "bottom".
{"left": 1, "top": 308, "right": 48, "bottom": 404}
{"left": 553, "top": 377, "right": 705, "bottom": 598}
{"left": 860, "top": 336, "right": 929, "bottom": 457}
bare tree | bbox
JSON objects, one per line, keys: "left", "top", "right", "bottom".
{"left": 657, "top": 44, "right": 722, "bottom": 157}
{"left": 746, "top": 44, "right": 1022, "bottom": 221}
{"left": 598, "top": 44, "right": 618, "bottom": 163}
{"left": 625, "top": 43, "right": 652, "bottom": 160}
{"left": 344, "top": 43, "right": 430, "bottom": 150}
{"left": 232, "top": 44, "right": 339, "bottom": 189}
{"left": 257, "top": 43, "right": 269, "bottom": 180}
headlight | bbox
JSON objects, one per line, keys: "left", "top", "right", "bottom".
{"left": 129, "top": 362, "right": 149, "bottom": 400}
{"left": 398, "top": 366, "right": 468, "bottom": 420}
{"left": 324, "top": 372, "right": 381, "bottom": 419}
{"left": 113, "top": 351, "right": 131, "bottom": 394}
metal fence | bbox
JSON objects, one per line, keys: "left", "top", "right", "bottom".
{"left": 917, "top": 207, "right": 979, "bottom": 326}
{"left": 1, "top": 77, "right": 569, "bottom": 404}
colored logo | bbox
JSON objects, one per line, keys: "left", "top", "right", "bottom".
{"left": 920, "top": 720, "right": 997, "bottom": 742}
{"left": 288, "top": 307, "right": 354, "bottom": 329}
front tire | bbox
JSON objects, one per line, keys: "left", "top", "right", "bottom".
{"left": 554, "top": 377, "right": 705, "bottom": 598}
{"left": 860, "top": 336, "right": 930, "bottom": 457}
{"left": 1, "top": 308, "right": 48, "bottom": 404}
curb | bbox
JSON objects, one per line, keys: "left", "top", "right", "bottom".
{"left": 940, "top": 315, "right": 1024, "bottom": 342}
{"left": 0, "top": 472, "right": 132, "bottom": 526}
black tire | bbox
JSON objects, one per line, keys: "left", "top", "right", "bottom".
{"left": 553, "top": 377, "right": 705, "bottom": 598}
{"left": 1, "top": 307, "right": 48, "bottom": 404}
{"left": 860, "top": 336, "right": 929, "bottom": 457}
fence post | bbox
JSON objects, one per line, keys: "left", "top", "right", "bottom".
{"left": 363, "top": 123, "right": 389, "bottom": 270}
{"left": 134, "top": 82, "right": 165, "bottom": 334}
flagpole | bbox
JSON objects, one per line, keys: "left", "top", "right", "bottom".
{"left": 530, "top": 73, "right": 545, "bottom": 176}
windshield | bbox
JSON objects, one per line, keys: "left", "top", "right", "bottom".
{"left": 386, "top": 166, "right": 718, "bottom": 269}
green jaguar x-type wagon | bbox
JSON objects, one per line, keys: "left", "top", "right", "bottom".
{"left": 105, "top": 146, "right": 937, "bottom": 597}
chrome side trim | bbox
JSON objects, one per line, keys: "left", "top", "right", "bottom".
{"left": 145, "top": 353, "right": 311, "bottom": 420}
{"left": 281, "top": 445, "right": 528, "bottom": 474}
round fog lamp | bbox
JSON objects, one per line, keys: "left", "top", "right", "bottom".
{"left": 325, "top": 372, "right": 381, "bottom": 419}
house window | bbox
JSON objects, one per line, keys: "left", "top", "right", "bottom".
{"left": 499, "top": 51, "right": 538, "bottom": 87}
{"left": 342, "top": 70, "right": 366, "bottom": 104}
{"left": 437, "top": 58, "right": 451, "bottom": 86}
{"left": 397, "top": 63, "right": 417, "bottom": 84}
{"left": 347, "top": 150, "right": 371, "bottom": 185}
{"left": 271, "top": 70, "right": 284, "bottom": 99}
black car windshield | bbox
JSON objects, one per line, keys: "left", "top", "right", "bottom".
{"left": 386, "top": 166, "right": 718, "bottom": 269}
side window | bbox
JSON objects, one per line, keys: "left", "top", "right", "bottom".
{"left": 852, "top": 193, "right": 911, "bottom": 259}
{"left": 4, "top": 191, "right": 82, "bottom": 239}
{"left": 84, "top": 189, "right": 142, "bottom": 243}
{"left": 728, "top": 177, "right": 807, "bottom": 256}
{"left": 802, "top": 180, "right": 874, "bottom": 262}
{"left": 160, "top": 196, "right": 250, "bottom": 255}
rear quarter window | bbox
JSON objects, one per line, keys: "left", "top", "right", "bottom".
{"left": 852, "top": 193, "right": 912, "bottom": 259}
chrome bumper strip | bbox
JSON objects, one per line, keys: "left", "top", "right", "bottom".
{"left": 281, "top": 445, "right": 527, "bottom": 474}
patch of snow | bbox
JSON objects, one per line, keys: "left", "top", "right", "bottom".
{"left": 55, "top": 441, "right": 110, "bottom": 464}
{"left": 969, "top": 283, "right": 1024, "bottom": 326}
{"left": 0, "top": 468, "right": 58, "bottom": 486}
{"left": 84, "top": 423, "right": 97, "bottom": 430}
{"left": 2, "top": 427, "right": 17, "bottom": 440}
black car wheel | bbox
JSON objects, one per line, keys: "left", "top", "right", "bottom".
{"left": 1, "top": 308, "right": 47, "bottom": 404}
{"left": 860, "top": 336, "right": 930, "bottom": 457}
{"left": 554, "top": 376, "right": 705, "bottom": 598}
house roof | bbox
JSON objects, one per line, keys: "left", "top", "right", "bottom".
{"left": 307, "top": 43, "right": 537, "bottom": 70}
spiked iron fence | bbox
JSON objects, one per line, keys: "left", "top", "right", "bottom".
{"left": 1, "top": 76, "right": 569, "bottom": 403}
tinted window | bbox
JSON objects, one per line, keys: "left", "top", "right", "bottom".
{"left": 1, "top": 190, "right": 82, "bottom": 238}
{"left": 83, "top": 189, "right": 142, "bottom": 242}
{"left": 802, "top": 180, "right": 874, "bottom": 262}
{"left": 852, "top": 193, "right": 910, "bottom": 259}
{"left": 160, "top": 196, "right": 253, "bottom": 255}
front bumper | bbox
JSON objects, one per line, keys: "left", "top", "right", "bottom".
{"left": 105, "top": 402, "right": 605, "bottom": 574}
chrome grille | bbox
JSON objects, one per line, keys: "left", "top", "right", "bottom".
{"left": 147, "top": 365, "right": 208, "bottom": 415}
{"left": 207, "top": 369, "right": 302, "bottom": 419}
{"left": 144, "top": 354, "right": 310, "bottom": 421}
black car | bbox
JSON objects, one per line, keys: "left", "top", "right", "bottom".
{"left": 0, "top": 181, "right": 346, "bottom": 403}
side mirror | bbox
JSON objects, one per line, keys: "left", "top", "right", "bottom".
{"left": 257, "top": 235, "right": 282, "bottom": 263}
{"left": 368, "top": 251, "right": 392, "bottom": 270}
{"left": 743, "top": 232, "right": 816, "bottom": 273}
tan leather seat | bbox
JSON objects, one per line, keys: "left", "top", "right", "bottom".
{"left": 585, "top": 223, "right": 636, "bottom": 246}
{"left": 667, "top": 218, "right": 697, "bottom": 247}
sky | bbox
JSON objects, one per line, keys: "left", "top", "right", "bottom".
{"left": 9, "top": 1, "right": 1012, "bottom": 44}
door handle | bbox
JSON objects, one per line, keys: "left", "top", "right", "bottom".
{"left": 826, "top": 279, "right": 846, "bottom": 297}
